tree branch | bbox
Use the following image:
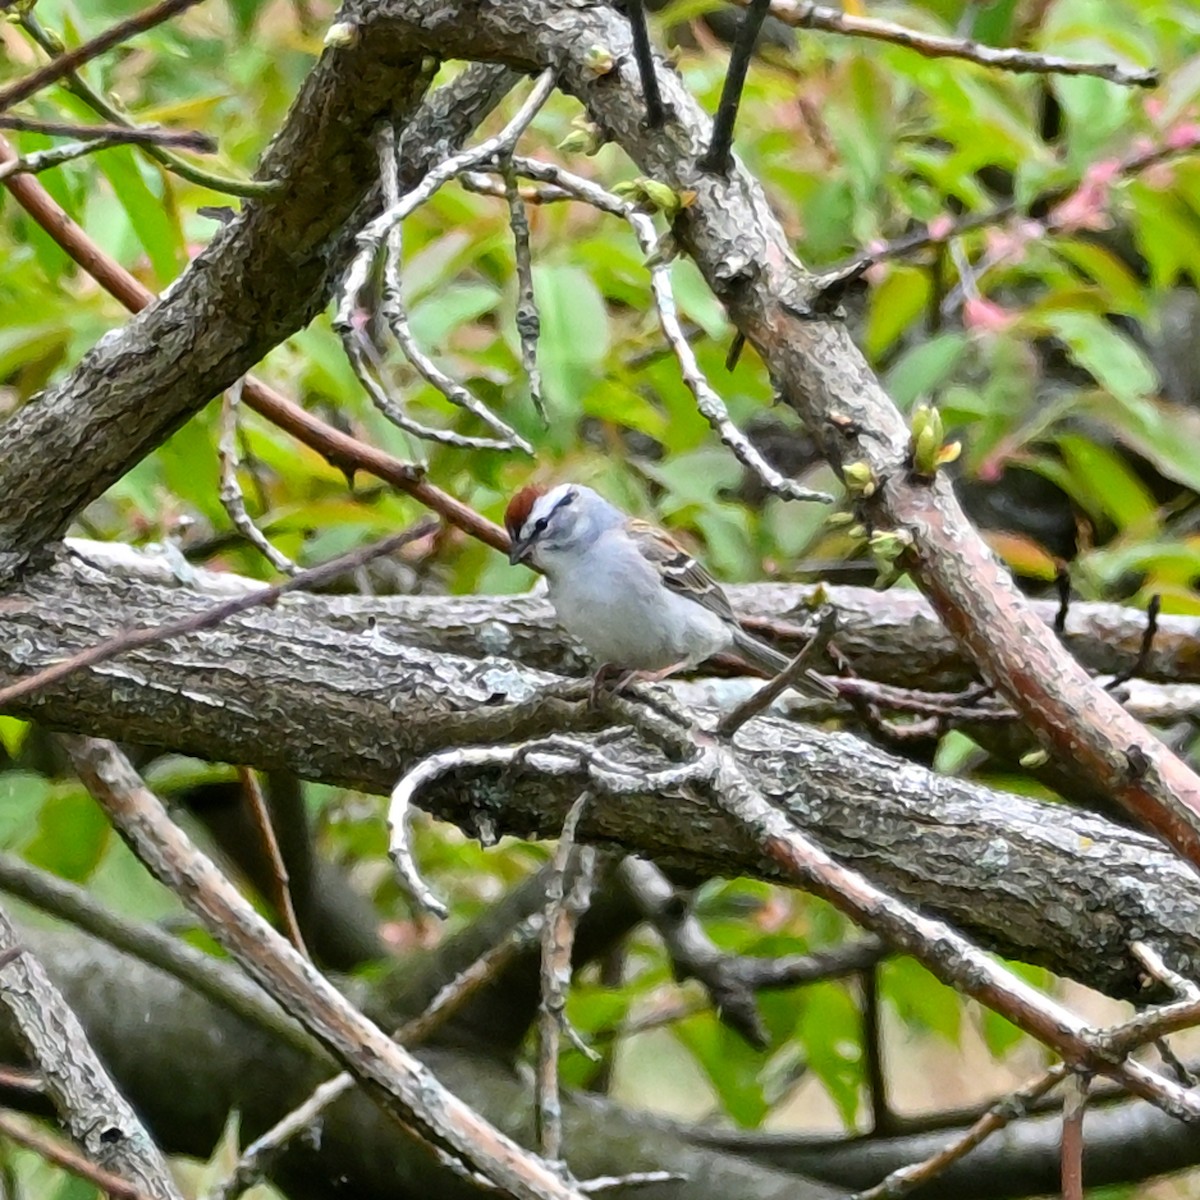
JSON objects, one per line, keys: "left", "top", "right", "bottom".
{"left": 2, "top": 557, "right": 1198, "bottom": 997}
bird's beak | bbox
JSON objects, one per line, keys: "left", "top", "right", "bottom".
{"left": 508, "top": 536, "right": 533, "bottom": 566}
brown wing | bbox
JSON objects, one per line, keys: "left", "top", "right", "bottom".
{"left": 627, "top": 518, "right": 738, "bottom": 623}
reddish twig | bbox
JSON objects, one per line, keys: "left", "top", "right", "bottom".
{"left": 0, "top": 0, "right": 210, "bottom": 114}
{"left": 239, "top": 768, "right": 308, "bottom": 958}
{"left": 1060, "top": 1074, "right": 1088, "bottom": 1200}
{"left": 851, "top": 1066, "right": 1067, "bottom": 1200}
{"left": 0, "top": 114, "right": 213, "bottom": 150}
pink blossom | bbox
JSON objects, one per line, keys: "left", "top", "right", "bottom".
{"left": 1167, "top": 122, "right": 1200, "bottom": 151}
{"left": 964, "top": 295, "right": 1018, "bottom": 334}
{"left": 926, "top": 214, "right": 955, "bottom": 241}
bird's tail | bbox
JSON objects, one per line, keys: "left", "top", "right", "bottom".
{"left": 732, "top": 628, "right": 832, "bottom": 699}
{"left": 731, "top": 627, "right": 791, "bottom": 676}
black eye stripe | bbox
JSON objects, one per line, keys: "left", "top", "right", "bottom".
{"left": 529, "top": 490, "right": 576, "bottom": 538}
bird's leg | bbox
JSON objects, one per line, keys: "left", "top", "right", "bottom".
{"left": 590, "top": 663, "right": 624, "bottom": 707}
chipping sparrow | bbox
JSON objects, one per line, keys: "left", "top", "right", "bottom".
{"left": 505, "top": 483, "right": 791, "bottom": 679}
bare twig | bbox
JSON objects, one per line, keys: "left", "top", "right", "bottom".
{"left": 862, "top": 966, "right": 894, "bottom": 1135}
{"left": 0, "top": 0, "right": 209, "bottom": 113}
{"left": 624, "top": 0, "right": 665, "bottom": 126}
{"left": 416, "top": 685, "right": 1200, "bottom": 1125}
{"left": 537, "top": 792, "right": 595, "bottom": 1166}
{"left": 717, "top": 606, "right": 836, "bottom": 736}
{"left": 0, "top": 1109, "right": 158, "bottom": 1200}
{"left": 0, "top": 113, "right": 213, "bottom": 149}
{"left": 66, "top": 737, "right": 586, "bottom": 1200}
{"left": 0, "top": 102, "right": 513, "bottom": 557}
{"left": 747, "top": 0, "right": 1158, "bottom": 85}
{"left": 1060, "top": 1073, "right": 1088, "bottom": 1200}
{"left": 16, "top": 12, "right": 275, "bottom": 197}
{"left": 217, "top": 380, "right": 299, "bottom": 576}
{"left": 1109, "top": 595, "right": 1162, "bottom": 690}
{"left": 501, "top": 156, "right": 830, "bottom": 504}
{"left": 1133, "top": 941, "right": 1200, "bottom": 1002}
{"left": 336, "top": 74, "right": 557, "bottom": 456}
{"left": 0, "top": 520, "right": 437, "bottom": 711}
{"left": 850, "top": 1066, "right": 1068, "bottom": 1200}
{"left": 699, "top": 0, "right": 771, "bottom": 175}
{"left": 0, "top": 850, "right": 309, "bottom": 1054}
{"left": 502, "top": 155, "right": 546, "bottom": 424}
{"left": 239, "top": 768, "right": 308, "bottom": 957}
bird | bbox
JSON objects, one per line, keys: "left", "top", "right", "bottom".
{"left": 504, "top": 482, "right": 792, "bottom": 683}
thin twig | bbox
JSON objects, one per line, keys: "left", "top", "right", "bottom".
{"left": 537, "top": 792, "right": 595, "bottom": 1167}
{"left": 851, "top": 1066, "right": 1067, "bottom": 1200}
{"left": 862, "top": 966, "right": 894, "bottom": 1135}
{"left": 0, "top": 113, "right": 213, "bottom": 148}
{"left": 717, "top": 607, "right": 836, "bottom": 736}
{"left": 66, "top": 738, "right": 586, "bottom": 1200}
{"left": 0, "top": 850, "right": 311, "bottom": 1054}
{"left": 499, "top": 156, "right": 830, "bottom": 503}
{"left": 217, "top": 380, "right": 298, "bottom": 575}
{"left": 1109, "top": 595, "right": 1161, "bottom": 690}
{"left": 0, "top": 131, "right": 210, "bottom": 180}
{"left": 624, "top": 0, "right": 665, "bottom": 127}
{"left": 239, "top": 768, "right": 308, "bottom": 958}
{"left": 0, "top": 0, "right": 209, "bottom": 113}
{"left": 746, "top": 0, "right": 1158, "bottom": 86}
{"left": 1132, "top": 941, "right": 1200, "bottom": 1002}
{"left": 0, "top": 1109, "right": 157, "bottom": 1200}
{"left": 0, "top": 520, "right": 437, "bottom": 711}
{"left": 502, "top": 155, "right": 546, "bottom": 424}
{"left": 337, "top": 74, "right": 557, "bottom": 456}
{"left": 1060, "top": 1073, "right": 1088, "bottom": 1200}
{"left": 0, "top": 129, "right": 511, "bottom": 553}
{"left": 17, "top": 12, "right": 275, "bottom": 198}
{"left": 699, "top": 0, "right": 771, "bottom": 175}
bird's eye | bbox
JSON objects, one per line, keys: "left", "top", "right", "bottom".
{"left": 533, "top": 516, "right": 549, "bottom": 536}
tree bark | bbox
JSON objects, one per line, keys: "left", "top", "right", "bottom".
{"left": 1, "top": 554, "right": 1196, "bottom": 997}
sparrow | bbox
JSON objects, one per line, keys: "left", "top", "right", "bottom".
{"left": 504, "top": 482, "right": 792, "bottom": 680}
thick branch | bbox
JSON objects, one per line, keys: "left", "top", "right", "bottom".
{"left": 65, "top": 539, "right": 1200, "bottom": 690}
{"left": 0, "top": 907, "right": 181, "bottom": 1198}
{"left": 2, "top": 556, "right": 1198, "bottom": 996}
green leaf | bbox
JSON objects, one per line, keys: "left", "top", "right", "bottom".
{"left": 674, "top": 1011, "right": 769, "bottom": 1127}
{"left": 865, "top": 267, "right": 932, "bottom": 361}
{"left": 795, "top": 982, "right": 862, "bottom": 1128}
{"left": 884, "top": 333, "right": 968, "bottom": 409}
{"left": 413, "top": 282, "right": 500, "bottom": 347}
{"left": 533, "top": 263, "right": 609, "bottom": 417}
{"left": 881, "top": 957, "right": 962, "bottom": 1044}
{"left": 94, "top": 145, "right": 184, "bottom": 285}
{"left": 0, "top": 773, "right": 49, "bottom": 848}
{"left": 1078, "top": 393, "right": 1200, "bottom": 495}
{"left": 0, "top": 718, "right": 31, "bottom": 759}
{"left": 1038, "top": 311, "right": 1157, "bottom": 403}
{"left": 24, "top": 788, "right": 110, "bottom": 882}
{"left": 1053, "top": 433, "right": 1157, "bottom": 529}
{"left": 226, "top": 0, "right": 267, "bottom": 34}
